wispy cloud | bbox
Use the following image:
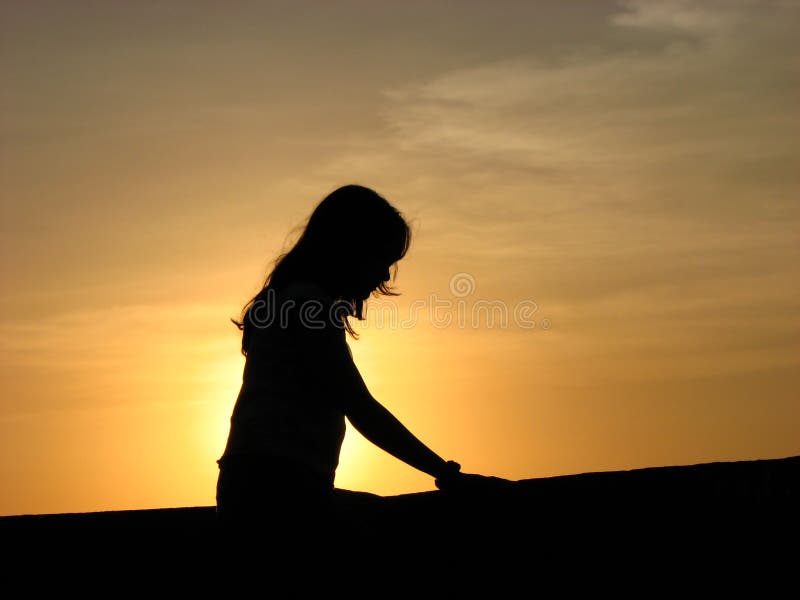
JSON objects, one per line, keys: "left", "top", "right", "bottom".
{"left": 380, "top": 0, "right": 798, "bottom": 184}
{"left": 612, "top": 0, "right": 752, "bottom": 32}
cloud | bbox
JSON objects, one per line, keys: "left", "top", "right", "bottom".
{"left": 611, "top": 0, "right": 751, "bottom": 33}
{"left": 380, "top": 1, "right": 799, "bottom": 184}
{"left": 349, "top": 0, "right": 798, "bottom": 249}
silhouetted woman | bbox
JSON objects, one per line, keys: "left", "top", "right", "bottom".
{"left": 216, "top": 184, "right": 498, "bottom": 546}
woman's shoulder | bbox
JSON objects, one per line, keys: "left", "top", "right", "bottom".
{"left": 256, "top": 281, "right": 345, "bottom": 337}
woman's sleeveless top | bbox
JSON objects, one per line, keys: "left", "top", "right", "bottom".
{"left": 220, "top": 282, "right": 350, "bottom": 488}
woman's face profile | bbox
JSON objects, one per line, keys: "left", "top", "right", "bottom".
{"left": 342, "top": 257, "right": 392, "bottom": 301}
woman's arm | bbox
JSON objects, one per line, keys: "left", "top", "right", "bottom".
{"left": 343, "top": 384, "right": 509, "bottom": 493}
{"left": 344, "top": 387, "right": 458, "bottom": 481}
{"left": 310, "top": 328, "right": 458, "bottom": 480}
{"left": 329, "top": 349, "right": 512, "bottom": 493}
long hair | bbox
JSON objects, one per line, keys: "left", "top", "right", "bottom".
{"left": 233, "top": 185, "right": 412, "bottom": 355}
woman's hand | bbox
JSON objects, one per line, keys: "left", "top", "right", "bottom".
{"left": 435, "top": 468, "right": 514, "bottom": 494}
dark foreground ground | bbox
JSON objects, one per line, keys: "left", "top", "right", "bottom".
{"left": 2, "top": 455, "right": 797, "bottom": 594}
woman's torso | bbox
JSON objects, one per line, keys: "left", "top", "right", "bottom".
{"left": 220, "top": 282, "right": 349, "bottom": 489}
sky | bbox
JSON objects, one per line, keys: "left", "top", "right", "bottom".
{"left": 1, "top": 0, "right": 798, "bottom": 516}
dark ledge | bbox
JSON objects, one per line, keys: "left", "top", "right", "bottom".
{"left": 2, "top": 455, "right": 797, "bottom": 528}
{"left": 2, "top": 455, "right": 797, "bottom": 587}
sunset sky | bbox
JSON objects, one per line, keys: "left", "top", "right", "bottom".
{"left": 2, "top": 0, "right": 798, "bottom": 516}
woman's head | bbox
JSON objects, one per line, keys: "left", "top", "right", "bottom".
{"left": 281, "top": 184, "right": 411, "bottom": 301}
{"left": 234, "top": 185, "right": 412, "bottom": 351}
